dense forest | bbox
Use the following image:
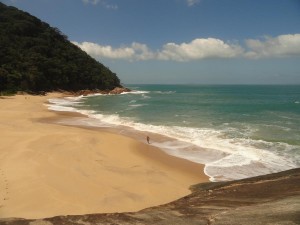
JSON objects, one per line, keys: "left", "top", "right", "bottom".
{"left": 0, "top": 2, "right": 121, "bottom": 94}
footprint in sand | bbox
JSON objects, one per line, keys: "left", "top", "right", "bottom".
{"left": 0, "top": 168, "right": 9, "bottom": 204}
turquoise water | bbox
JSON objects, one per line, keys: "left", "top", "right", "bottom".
{"left": 49, "top": 85, "right": 300, "bottom": 181}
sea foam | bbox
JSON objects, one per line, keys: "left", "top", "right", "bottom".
{"left": 47, "top": 93, "right": 300, "bottom": 182}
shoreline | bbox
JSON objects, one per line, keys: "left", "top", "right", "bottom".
{"left": 0, "top": 93, "right": 208, "bottom": 219}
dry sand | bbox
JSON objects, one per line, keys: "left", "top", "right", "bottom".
{"left": 0, "top": 93, "right": 208, "bottom": 219}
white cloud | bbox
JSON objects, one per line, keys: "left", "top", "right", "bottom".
{"left": 73, "top": 42, "right": 135, "bottom": 59}
{"left": 72, "top": 42, "right": 155, "bottom": 61}
{"left": 73, "top": 38, "right": 242, "bottom": 62}
{"left": 186, "top": 0, "right": 201, "bottom": 6}
{"left": 82, "top": 0, "right": 118, "bottom": 9}
{"left": 73, "top": 34, "right": 300, "bottom": 62}
{"left": 130, "top": 43, "right": 155, "bottom": 60}
{"left": 158, "top": 38, "right": 243, "bottom": 61}
{"left": 82, "top": 0, "right": 100, "bottom": 5}
{"left": 245, "top": 34, "right": 300, "bottom": 58}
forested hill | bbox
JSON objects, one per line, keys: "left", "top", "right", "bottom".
{"left": 0, "top": 2, "right": 121, "bottom": 94}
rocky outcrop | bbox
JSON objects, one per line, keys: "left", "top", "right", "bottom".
{"left": 1, "top": 168, "right": 299, "bottom": 225}
{"left": 108, "top": 87, "right": 131, "bottom": 94}
{"left": 69, "top": 87, "right": 131, "bottom": 96}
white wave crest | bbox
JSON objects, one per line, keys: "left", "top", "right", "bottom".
{"left": 46, "top": 96, "right": 300, "bottom": 182}
{"left": 122, "top": 90, "right": 150, "bottom": 95}
{"left": 153, "top": 91, "right": 176, "bottom": 94}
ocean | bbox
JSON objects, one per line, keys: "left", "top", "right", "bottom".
{"left": 48, "top": 85, "right": 300, "bottom": 181}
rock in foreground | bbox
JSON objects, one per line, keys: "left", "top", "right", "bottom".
{"left": 1, "top": 168, "right": 299, "bottom": 225}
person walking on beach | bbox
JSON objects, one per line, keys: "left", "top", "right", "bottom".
{"left": 147, "top": 136, "right": 150, "bottom": 144}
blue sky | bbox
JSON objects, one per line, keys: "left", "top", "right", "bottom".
{"left": 3, "top": 0, "right": 300, "bottom": 84}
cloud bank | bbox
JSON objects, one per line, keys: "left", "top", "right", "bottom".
{"left": 72, "top": 42, "right": 154, "bottom": 61}
{"left": 158, "top": 38, "right": 243, "bottom": 61}
{"left": 73, "top": 34, "right": 300, "bottom": 62}
{"left": 245, "top": 34, "right": 300, "bottom": 59}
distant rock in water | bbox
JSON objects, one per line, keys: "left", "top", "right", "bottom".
{"left": 109, "top": 87, "right": 131, "bottom": 94}
{"left": 0, "top": 2, "right": 122, "bottom": 94}
{"left": 72, "top": 87, "right": 131, "bottom": 96}
{"left": 2, "top": 168, "right": 299, "bottom": 225}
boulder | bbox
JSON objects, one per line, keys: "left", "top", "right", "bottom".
{"left": 109, "top": 87, "right": 131, "bottom": 94}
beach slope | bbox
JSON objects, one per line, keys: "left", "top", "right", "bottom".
{"left": 0, "top": 93, "right": 208, "bottom": 219}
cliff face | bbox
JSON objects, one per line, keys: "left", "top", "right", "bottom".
{"left": 1, "top": 168, "right": 299, "bottom": 225}
{"left": 0, "top": 3, "right": 121, "bottom": 93}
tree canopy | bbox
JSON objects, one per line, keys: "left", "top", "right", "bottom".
{"left": 0, "top": 2, "right": 121, "bottom": 93}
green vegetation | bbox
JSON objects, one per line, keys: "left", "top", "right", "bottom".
{"left": 0, "top": 2, "right": 121, "bottom": 94}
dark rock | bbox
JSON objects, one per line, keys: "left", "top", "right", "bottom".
{"left": 109, "top": 87, "right": 131, "bottom": 94}
{"left": 71, "top": 87, "right": 131, "bottom": 96}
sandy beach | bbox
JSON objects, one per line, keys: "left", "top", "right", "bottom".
{"left": 0, "top": 93, "right": 208, "bottom": 219}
